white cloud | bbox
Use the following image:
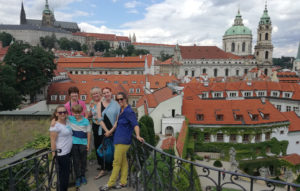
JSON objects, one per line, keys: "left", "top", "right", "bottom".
{"left": 125, "top": 1, "right": 140, "bottom": 9}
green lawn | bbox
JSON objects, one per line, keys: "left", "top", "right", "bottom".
{"left": 211, "top": 187, "right": 242, "bottom": 191}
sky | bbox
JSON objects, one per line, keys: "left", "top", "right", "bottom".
{"left": 0, "top": 0, "right": 299, "bottom": 58}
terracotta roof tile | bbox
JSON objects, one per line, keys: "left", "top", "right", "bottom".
{"left": 161, "top": 137, "right": 176, "bottom": 150}
{"left": 176, "top": 121, "right": 188, "bottom": 157}
{"left": 281, "top": 112, "right": 300, "bottom": 132}
{"left": 132, "top": 42, "right": 176, "bottom": 47}
{"left": 281, "top": 154, "right": 300, "bottom": 165}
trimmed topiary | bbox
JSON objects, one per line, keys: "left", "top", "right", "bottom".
{"left": 213, "top": 160, "right": 223, "bottom": 168}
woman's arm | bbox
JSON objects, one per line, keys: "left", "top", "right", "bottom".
{"left": 50, "top": 131, "right": 58, "bottom": 156}
{"left": 134, "top": 125, "right": 144, "bottom": 143}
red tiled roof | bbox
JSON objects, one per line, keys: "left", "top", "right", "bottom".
{"left": 281, "top": 154, "right": 300, "bottom": 165}
{"left": 147, "top": 74, "right": 178, "bottom": 89}
{"left": 182, "top": 91, "right": 288, "bottom": 125}
{"left": 176, "top": 121, "right": 188, "bottom": 157}
{"left": 116, "top": 36, "right": 130, "bottom": 42}
{"left": 161, "top": 137, "right": 176, "bottom": 150}
{"left": 73, "top": 32, "right": 117, "bottom": 41}
{"left": 132, "top": 42, "right": 176, "bottom": 47}
{"left": 281, "top": 112, "right": 300, "bottom": 132}
{"left": 179, "top": 46, "right": 244, "bottom": 60}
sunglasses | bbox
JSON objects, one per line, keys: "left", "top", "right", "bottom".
{"left": 116, "top": 98, "right": 124, "bottom": 102}
{"left": 58, "top": 111, "right": 67, "bottom": 115}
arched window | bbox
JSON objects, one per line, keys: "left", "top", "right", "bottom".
{"left": 242, "top": 42, "right": 246, "bottom": 52}
{"left": 203, "top": 68, "right": 207, "bottom": 74}
{"left": 225, "top": 68, "right": 229, "bottom": 77}
{"left": 265, "top": 51, "right": 269, "bottom": 59}
{"left": 231, "top": 42, "right": 235, "bottom": 52}
{"left": 264, "top": 69, "right": 268, "bottom": 76}
{"left": 244, "top": 69, "right": 248, "bottom": 75}
{"left": 214, "top": 68, "right": 218, "bottom": 77}
{"left": 265, "top": 33, "right": 269, "bottom": 40}
{"left": 236, "top": 70, "right": 240, "bottom": 76}
{"left": 259, "top": 34, "right": 262, "bottom": 41}
{"left": 165, "top": 126, "right": 174, "bottom": 136}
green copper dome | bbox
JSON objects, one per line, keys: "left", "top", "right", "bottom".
{"left": 224, "top": 10, "right": 252, "bottom": 36}
{"left": 224, "top": 25, "right": 252, "bottom": 36}
{"left": 259, "top": 5, "right": 271, "bottom": 25}
{"left": 43, "top": 0, "right": 52, "bottom": 15}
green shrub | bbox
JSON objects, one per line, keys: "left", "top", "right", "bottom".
{"left": 155, "top": 135, "right": 160, "bottom": 145}
{"left": 139, "top": 115, "right": 155, "bottom": 146}
{"left": 213, "top": 160, "right": 223, "bottom": 168}
{"left": 194, "top": 155, "right": 204, "bottom": 161}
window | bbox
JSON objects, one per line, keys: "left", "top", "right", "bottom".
{"left": 203, "top": 68, "right": 207, "bottom": 74}
{"left": 229, "top": 92, "right": 237, "bottom": 97}
{"left": 132, "top": 100, "right": 136, "bottom": 107}
{"left": 132, "top": 81, "right": 137, "bottom": 84}
{"left": 155, "top": 82, "right": 159, "bottom": 86}
{"left": 296, "top": 141, "right": 299, "bottom": 145}
{"left": 204, "top": 133, "right": 210, "bottom": 142}
{"left": 242, "top": 42, "right": 246, "bottom": 52}
{"left": 225, "top": 68, "right": 229, "bottom": 76}
{"left": 230, "top": 134, "right": 237, "bottom": 142}
{"left": 80, "top": 95, "right": 87, "bottom": 101}
{"left": 265, "top": 51, "right": 269, "bottom": 59}
{"left": 265, "top": 132, "right": 271, "bottom": 140}
{"left": 114, "top": 81, "right": 118, "bottom": 84}
{"left": 235, "top": 114, "right": 243, "bottom": 121}
{"left": 136, "top": 88, "right": 140, "bottom": 93}
{"left": 259, "top": 34, "right": 262, "bottom": 41}
{"left": 185, "top": 70, "right": 188, "bottom": 76}
{"left": 286, "top": 106, "right": 291, "bottom": 112}
{"left": 284, "top": 93, "right": 291, "bottom": 98}
{"left": 172, "top": 109, "right": 175, "bottom": 117}
{"left": 196, "top": 114, "right": 204, "bottom": 121}
{"left": 59, "top": 95, "right": 66, "bottom": 101}
{"left": 123, "top": 81, "right": 128, "bottom": 84}
{"left": 129, "top": 88, "right": 134, "bottom": 93}
{"left": 257, "top": 91, "right": 266, "bottom": 96}
{"left": 81, "top": 81, "right": 86, "bottom": 83}
{"left": 280, "top": 130, "right": 284, "bottom": 135}
{"left": 217, "top": 133, "right": 224, "bottom": 142}
{"left": 293, "top": 107, "right": 299, "bottom": 112}
{"left": 264, "top": 69, "right": 268, "bottom": 76}
{"left": 265, "top": 33, "right": 269, "bottom": 40}
{"left": 51, "top": 95, "right": 57, "bottom": 101}
{"left": 214, "top": 68, "right": 218, "bottom": 77}
{"left": 191, "top": 70, "right": 195, "bottom": 77}
{"left": 202, "top": 92, "right": 208, "bottom": 98}
{"left": 272, "top": 92, "right": 278, "bottom": 97}
{"left": 243, "top": 134, "right": 249, "bottom": 143}
{"left": 213, "top": 92, "right": 222, "bottom": 98}
{"left": 255, "top": 134, "right": 261, "bottom": 142}
{"left": 252, "top": 114, "right": 259, "bottom": 121}
{"left": 276, "top": 105, "right": 281, "bottom": 111}
{"left": 236, "top": 70, "right": 239, "bottom": 76}
{"left": 216, "top": 114, "right": 223, "bottom": 121}
{"left": 244, "top": 69, "right": 248, "bottom": 75}
{"left": 231, "top": 42, "right": 235, "bottom": 52}
{"left": 244, "top": 92, "right": 252, "bottom": 97}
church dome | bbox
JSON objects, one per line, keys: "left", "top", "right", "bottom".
{"left": 224, "top": 25, "right": 252, "bottom": 36}
{"left": 224, "top": 10, "right": 252, "bottom": 36}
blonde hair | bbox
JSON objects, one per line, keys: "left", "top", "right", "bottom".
{"left": 90, "top": 87, "right": 102, "bottom": 96}
{"left": 71, "top": 104, "right": 83, "bottom": 114}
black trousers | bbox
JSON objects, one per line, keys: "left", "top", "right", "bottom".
{"left": 72, "top": 144, "right": 87, "bottom": 179}
{"left": 92, "top": 123, "right": 103, "bottom": 167}
{"left": 57, "top": 153, "right": 71, "bottom": 191}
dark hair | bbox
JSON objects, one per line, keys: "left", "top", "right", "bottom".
{"left": 102, "top": 87, "right": 112, "bottom": 93}
{"left": 51, "top": 105, "right": 66, "bottom": 121}
{"left": 68, "top": 86, "right": 79, "bottom": 95}
{"left": 117, "top": 92, "right": 127, "bottom": 102}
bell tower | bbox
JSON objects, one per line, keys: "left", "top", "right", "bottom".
{"left": 254, "top": 2, "right": 273, "bottom": 67}
{"left": 42, "top": 0, "right": 55, "bottom": 26}
{"left": 20, "top": 1, "right": 26, "bottom": 25}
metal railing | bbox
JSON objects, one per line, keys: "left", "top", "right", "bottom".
{"left": 128, "top": 137, "right": 300, "bottom": 191}
{"left": 0, "top": 150, "right": 59, "bottom": 191}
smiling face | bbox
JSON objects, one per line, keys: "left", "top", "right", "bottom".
{"left": 91, "top": 91, "right": 101, "bottom": 102}
{"left": 56, "top": 107, "right": 67, "bottom": 121}
{"left": 116, "top": 94, "right": 126, "bottom": 108}
{"left": 70, "top": 92, "right": 79, "bottom": 102}
{"left": 102, "top": 88, "right": 112, "bottom": 101}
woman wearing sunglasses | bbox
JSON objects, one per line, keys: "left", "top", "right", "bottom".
{"left": 49, "top": 105, "right": 72, "bottom": 191}
{"left": 100, "top": 92, "right": 144, "bottom": 191}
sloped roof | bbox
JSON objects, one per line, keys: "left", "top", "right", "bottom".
{"left": 281, "top": 154, "right": 300, "bottom": 165}
{"left": 179, "top": 46, "right": 242, "bottom": 59}
{"left": 281, "top": 112, "right": 300, "bottom": 132}
{"left": 161, "top": 137, "right": 176, "bottom": 150}
{"left": 132, "top": 42, "right": 176, "bottom": 47}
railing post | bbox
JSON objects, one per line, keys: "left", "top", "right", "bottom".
{"left": 9, "top": 167, "right": 14, "bottom": 191}
{"left": 189, "top": 163, "right": 194, "bottom": 190}
{"left": 46, "top": 153, "right": 50, "bottom": 191}
{"left": 216, "top": 171, "right": 221, "bottom": 191}
{"left": 250, "top": 178, "right": 254, "bottom": 191}
{"left": 34, "top": 158, "right": 39, "bottom": 191}
{"left": 169, "top": 156, "right": 173, "bottom": 191}
{"left": 153, "top": 150, "right": 157, "bottom": 191}
{"left": 54, "top": 151, "right": 60, "bottom": 191}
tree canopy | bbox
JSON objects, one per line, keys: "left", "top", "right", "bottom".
{"left": 40, "top": 34, "right": 56, "bottom": 49}
{"left": 4, "top": 41, "right": 56, "bottom": 104}
{"left": 139, "top": 115, "right": 155, "bottom": 146}
{"left": 94, "top": 41, "right": 110, "bottom": 52}
{"left": 57, "top": 37, "right": 82, "bottom": 51}
{"left": 103, "top": 45, "right": 149, "bottom": 57}
{"left": 0, "top": 32, "right": 13, "bottom": 47}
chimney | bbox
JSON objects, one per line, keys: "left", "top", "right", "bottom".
{"left": 247, "top": 81, "right": 252, "bottom": 86}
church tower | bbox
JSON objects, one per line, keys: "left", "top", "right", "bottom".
{"left": 20, "top": 2, "right": 26, "bottom": 25}
{"left": 293, "top": 42, "right": 300, "bottom": 72}
{"left": 254, "top": 2, "right": 273, "bottom": 71}
{"left": 42, "top": 0, "right": 55, "bottom": 26}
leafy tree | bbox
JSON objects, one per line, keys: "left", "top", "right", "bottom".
{"left": 94, "top": 41, "right": 110, "bottom": 52}
{"left": 40, "top": 34, "right": 56, "bottom": 49}
{"left": 102, "top": 44, "right": 149, "bottom": 57}
{"left": 139, "top": 115, "right": 155, "bottom": 146}
{"left": 159, "top": 51, "right": 173, "bottom": 61}
{"left": 57, "top": 37, "right": 81, "bottom": 51}
{"left": 0, "top": 32, "right": 13, "bottom": 47}
{"left": 4, "top": 41, "right": 56, "bottom": 103}
{"left": 70, "top": 40, "right": 81, "bottom": 51}
{"left": 81, "top": 44, "right": 88, "bottom": 54}
{"left": 0, "top": 65, "right": 21, "bottom": 110}
{"left": 138, "top": 121, "right": 150, "bottom": 144}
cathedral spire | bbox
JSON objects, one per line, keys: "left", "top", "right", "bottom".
{"left": 20, "top": 1, "right": 26, "bottom": 24}
{"left": 233, "top": 9, "right": 243, "bottom": 26}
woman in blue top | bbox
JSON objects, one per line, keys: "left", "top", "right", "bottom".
{"left": 100, "top": 92, "right": 144, "bottom": 191}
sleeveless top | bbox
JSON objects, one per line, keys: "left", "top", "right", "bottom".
{"left": 101, "top": 102, "right": 113, "bottom": 132}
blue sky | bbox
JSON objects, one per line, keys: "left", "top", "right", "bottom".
{"left": 0, "top": 0, "right": 299, "bottom": 58}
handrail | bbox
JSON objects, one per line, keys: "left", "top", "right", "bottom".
{"left": 128, "top": 136, "right": 300, "bottom": 191}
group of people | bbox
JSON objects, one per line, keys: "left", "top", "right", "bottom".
{"left": 50, "top": 86, "right": 144, "bottom": 191}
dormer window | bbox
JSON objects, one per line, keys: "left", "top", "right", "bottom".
{"left": 59, "top": 95, "right": 66, "bottom": 101}
{"left": 80, "top": 95, "right": 87, "bottom": 101}
{"left": 132, "top": 81, "right": 137, "bottom": 84}
{"left": 235, "top": 114, "right": 243, "bottom": 121}
{"left": 257, "top": 91, "right": 266, "bottom": 96}
{"left": 252, "top": 114, "right": 258, "bottom": 121}
{"left": 283, "top": 92, "right": 291, "bottom": 98}
{"left": 123, "top": 81, "right": 128, "bottom": 84}
{"left": 155, "top": 82, "right": 159, "bottom": 86}
{"left": 129, "top": 88, "right": 134, "bottom": 93}
{"left": 136, "top": 88, "right": 140, "bottom": 93}
{"left": 51, "top": 95, "right": 57, "bottom": 101}
{"left": 260, "top": 112, "right": 270, "bottom": 120}
{"left": 271, "top": 91, "right": 279, "bottom": 97}
{"left": 196, "top": 114, "right": 204, "bottom": 121}
{"left": 216, "top": 114, "right": 223, "bottom": 121}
